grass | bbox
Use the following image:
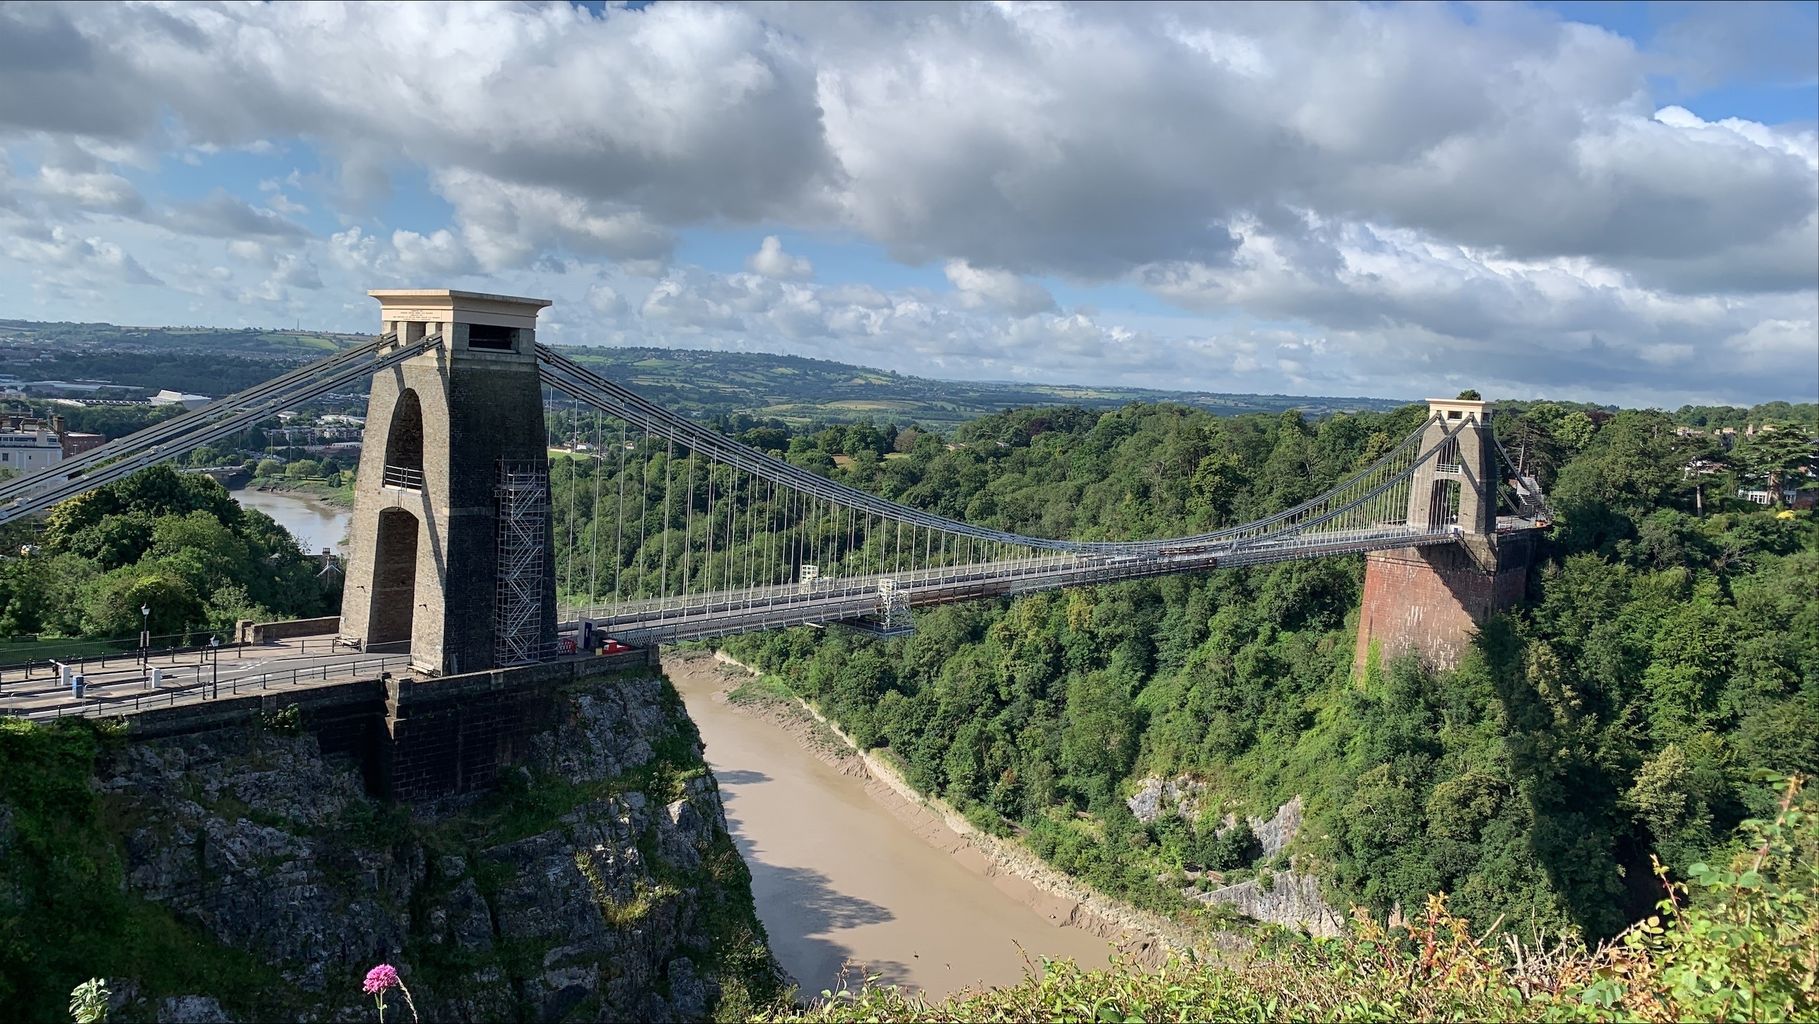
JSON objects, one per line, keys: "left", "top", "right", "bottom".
{"left": 247, "top": 475, "right": 355, "bottom": 508}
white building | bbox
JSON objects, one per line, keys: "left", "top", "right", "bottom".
{"left": 0, "top": 416, "right": 63, "bottom": 472}
{"left": 151, "top": 389, "right": 211, "bottom": 410}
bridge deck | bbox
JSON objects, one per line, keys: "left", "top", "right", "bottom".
{"left": 0, "top": 633, "right": 411, "bottom": 722}
{"left": 573, "top": 524, "right": 1465, "bottom": 644}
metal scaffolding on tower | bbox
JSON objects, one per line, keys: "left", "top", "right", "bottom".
{"left": 495, "top": 460, "right": 550, "bottom": 666}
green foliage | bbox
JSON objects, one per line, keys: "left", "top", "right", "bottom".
{"left": 695, "top": 398, "right": 1819, "bottom": 948}
{"left": 1198, "top": 819, "right": 1261, "bottom": 872}
{"left": 1606, "top": 776, "right": 1819, "bottom": 1020}
{"left": 1, "top": 464, "right": 336, "bottom": 641}
{"left": 67, "top": 978, "right": 108, "bottom": 1024}
{"left": 1731, "top": 425, "right": 1819, "bottom": 505}
{"left": 0, "top": 720, "right": 295, "bottom": 1022}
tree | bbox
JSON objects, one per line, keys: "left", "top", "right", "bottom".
{"left": 1731, "top": 425, "right": 1816, "bottom": 506}
{"left": 1456, "top": 389, "right": 1482, "bottom": 401}
{"left": 1197, "top": 819, "right": 1261, "bottom": 872}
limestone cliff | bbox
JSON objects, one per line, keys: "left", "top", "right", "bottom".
{"left": 0, "top": 671, "right": 781, "bottom": 1023}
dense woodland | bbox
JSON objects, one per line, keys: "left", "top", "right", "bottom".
{"left": 2, "top": 388, "right": 1814, "bottom": 948}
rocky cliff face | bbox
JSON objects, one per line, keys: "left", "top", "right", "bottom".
{"left": 0, "top": 671, "right": 779, "bottom": 1023}
{"left": 1127, "top": 780, "right": 1342, "bottom": 936}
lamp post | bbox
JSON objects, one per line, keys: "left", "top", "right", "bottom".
{"left": 139, "top": 604, "right": 150, "bottom": 668}
{"left": 209, "top": 635, "right": 220, "bottom": 699}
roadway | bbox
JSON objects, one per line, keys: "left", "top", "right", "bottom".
{"left": 0, "top": 634, "right": 410, "bottom": 722}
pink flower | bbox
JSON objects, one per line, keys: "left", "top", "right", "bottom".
{"left": 363, "top": 964, "right": 400, "bottom": 996}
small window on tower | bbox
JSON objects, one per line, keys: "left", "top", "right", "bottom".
{"left": 467, "top": 324, "right": 515, "bottom": 350}
{"left": 1447, "top": 410, "right": 1463, "bottom": 419}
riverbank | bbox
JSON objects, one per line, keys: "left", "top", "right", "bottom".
{"left": 239, "top": 478, "right": 354, "bottom": 510}
{"left": 673, "top": 651, "right": 1216, "bottom": 966}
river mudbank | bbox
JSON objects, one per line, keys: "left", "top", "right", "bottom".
{"left": 239, "top": 478, "right": 354, "bottom": 510}
{"left": 666, "top": 651, "right": 1210, "bottom": 997}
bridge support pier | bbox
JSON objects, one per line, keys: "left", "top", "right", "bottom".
{"left": 339, "top": 289, "right": 557, "bottom": 676}
{"left": 1353, "top": 396, "right": 1532, "bottom": 677}
{"left": 1352, "top": 535, "right": 1533, "bottom": 677}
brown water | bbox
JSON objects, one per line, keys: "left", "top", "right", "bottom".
{"left": 232, "top": 487, "right": 350, "bottom": 556}
{"left": 669, "top": 656, "right": 1116, "bottom": 999}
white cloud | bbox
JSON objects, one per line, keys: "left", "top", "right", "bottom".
{"left": 0, "top": 2, "right": 1812, "bottom": 404}
{"left": 747, "top": 235, "right": 812, "bottom": 280}
{"left": 944, "top": 260, "right": 1056, "bottom": 316}
{"left": 3, "top": 224, "right": 161, "bottom": 287}
{"left": 35, "top": 162, "right": 143, "bottom": 215}
{"left": 587, "top": 282, "right": 627, "bottom": 317}
{"left": 392, "top": 228, "right": 474, "bottom": 277}
{"left": 159, "top": 190, "right": 309, "bottom": 240}
{"left": 433, "top": 168, "right": 672, "bottom": 273}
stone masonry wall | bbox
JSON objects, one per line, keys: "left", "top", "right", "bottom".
{"left": 121, "top": 649, "right": 659, "bottom": 802}
{"left": 1352, "top": 539, "right": 1531, "bottom": 676}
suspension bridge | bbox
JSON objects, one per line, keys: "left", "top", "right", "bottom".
{"left": 0, "top": 290, "right": 1548, "bottom": 699}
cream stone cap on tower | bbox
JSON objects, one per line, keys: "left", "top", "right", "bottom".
{"left": 369, "top": 288, "right": 552, "bottom": 330}
{"left": 1426, "top": 397, "right": 1491, "bottom": 420}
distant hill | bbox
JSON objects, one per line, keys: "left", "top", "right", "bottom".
{"left": 0, "top": 319, "right": 1409, "bottom": 426}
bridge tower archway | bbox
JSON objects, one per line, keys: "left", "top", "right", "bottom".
{"left": 367, "top": 507, "right": 420, "bottom": 649}
{"left": 1405, "top": 399, "right": 1495, "bottom": 537}
{"left": 383, "top": 388, "right": 425, "bottom": 483}
{"left": 338, "top": 289, "right": 557, "bottom": 676}
{"left": 1424, "top": 478, "right": 1462, "bottom": 529}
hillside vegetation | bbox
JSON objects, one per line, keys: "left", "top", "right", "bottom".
{"left": 731, "top": 404, "right": 1818, "bottom": 940}
{"left": 0, "top": 465, "right": 338, "bottom": 657}
{"left": 535, "top": 397, "right": 1819, "bottom": 948}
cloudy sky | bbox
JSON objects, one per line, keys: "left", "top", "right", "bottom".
{"left": 1, "top": 1, "right": 1815, "bottom": 406}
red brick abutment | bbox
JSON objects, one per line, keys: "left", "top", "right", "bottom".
{"left": 1353, "top": 532, "right": 1536, "bottom": 676}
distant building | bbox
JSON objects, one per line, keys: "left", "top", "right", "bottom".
{"left": 0, "top": 415, "right": 64, "bottom": 472}
{"left": 151, "top": 389, "right": 211, "bottom": 410}
{"left": 61, "top": 429, "right": 105, "bottom": 458}
{"left": 1684, "top": 457, "right": 1726, "bottom": 477}
{"left": 1738, "top": 484, "right": 1816, "bottom": 508}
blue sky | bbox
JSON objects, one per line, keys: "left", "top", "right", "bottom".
{"left": 0, "top": 1, "right": 1813, "bottom": 406}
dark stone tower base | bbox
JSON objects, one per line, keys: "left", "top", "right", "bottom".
{"left": 1352, "top": 533, "right": 1533, "bottom": 677}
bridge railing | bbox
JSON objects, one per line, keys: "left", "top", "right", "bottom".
{"left": 3, "top": 654, "right": 413, "bottom": 721}
{"left": 382, "top": 464, "right": 424, "bottom": 490}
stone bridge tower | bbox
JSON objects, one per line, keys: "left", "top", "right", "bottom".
{"left": 1352, "top": 398, "right": 1533, "bottom": 676}
{"left": 339, "top": 290, "right": 557, "bottom": 676}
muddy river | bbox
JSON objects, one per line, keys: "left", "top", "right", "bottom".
{"left": 668, "top": 655, "right": 1114, "bottom": 998}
